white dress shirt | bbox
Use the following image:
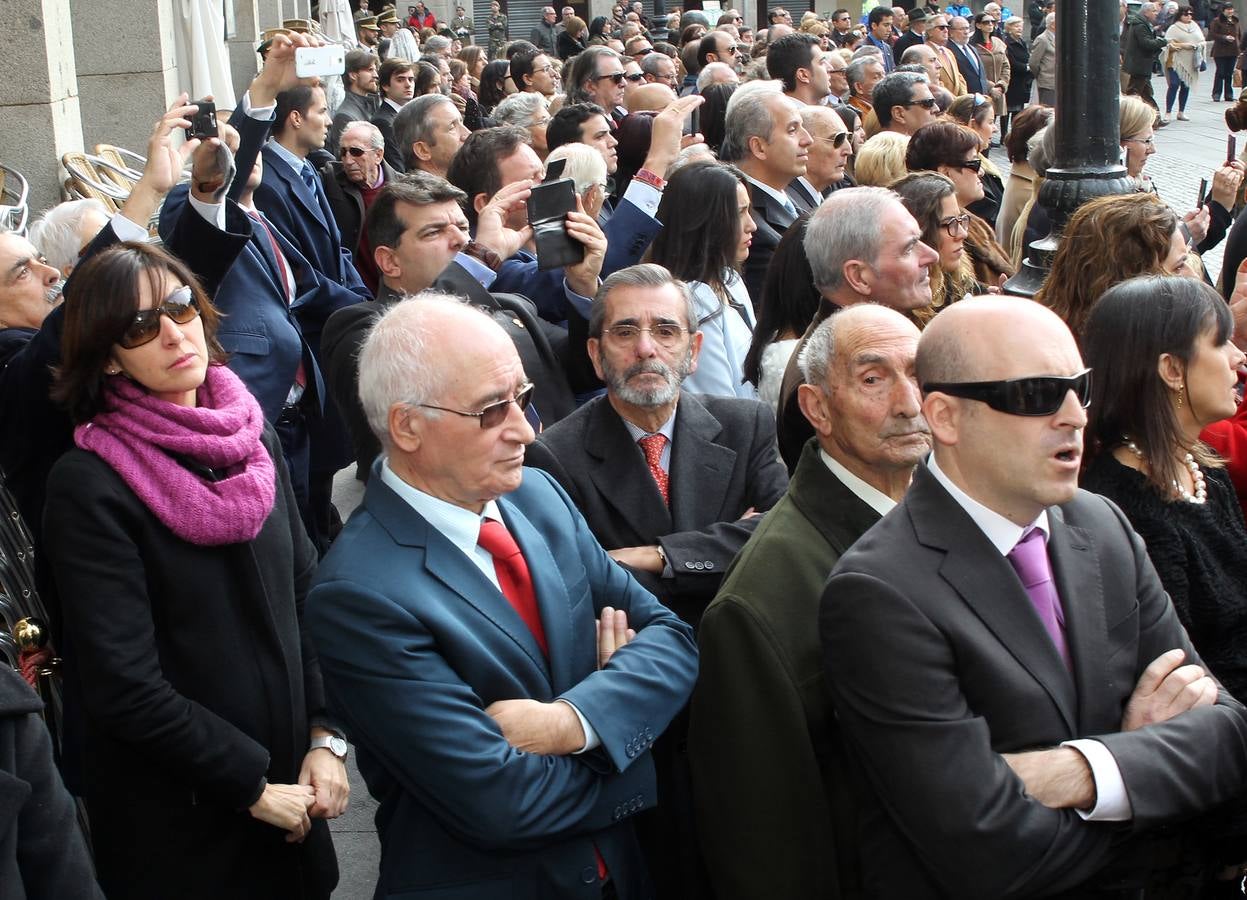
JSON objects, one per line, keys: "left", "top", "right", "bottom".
{"left": 819, "top": 450, "right": 898, "bottom": 517}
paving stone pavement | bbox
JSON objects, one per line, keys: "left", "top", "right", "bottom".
{"left": 322, "top": 77, "right": 1241, "bottom": 898}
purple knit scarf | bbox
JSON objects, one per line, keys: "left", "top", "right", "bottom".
{"left": 74, "top": 364, "right": 276, "bottom": 545}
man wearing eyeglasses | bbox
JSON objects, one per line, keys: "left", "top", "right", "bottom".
{"left": 874, "top": 70, "right": 938, "bottom": 136}
{"left": 526, "top": 263, "right": 787, "bottom": 898}
{"left": 310, "top": 292, "right": 698, "bottom": 900}
{"left": 789, "top": 106, "right": 854, "bottom": 210}
{"left": 697, "top": 30, "right": 744, "bottom": 78}
{"left": 830, "top": 8, "right": 856, "bottom": 47}
{"left": 323, "top": 121, "right": 399, "bottom": 292}
{"left": 567, "top": 47, "right": 629, "bottom": 122}
{"left": 924, "top": 13, "right": 968, "bottom": 95}
{"left": 822, "top": 297, "right": 1247, "bottom": 896}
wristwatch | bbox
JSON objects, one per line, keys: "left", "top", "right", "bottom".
{"left": 310, "top": 734, "right": 349, "bottom": 759}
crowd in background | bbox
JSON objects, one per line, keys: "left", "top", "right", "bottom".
{"left": 7, "top": 2, "right": 1247, "bottom": 898}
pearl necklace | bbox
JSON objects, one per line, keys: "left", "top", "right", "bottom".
{"left": 1123, "top": 439, "right": 1207, "bottom": 504}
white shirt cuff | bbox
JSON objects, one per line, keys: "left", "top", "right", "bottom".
{"left": 110, "top": 212, "right": 150, "bottom": 243}
{"left": 1062, "top": 739, "right": 1133, "bottom": 821}
{"left": 187, "top": 194, "right": 227, "bottom": 230}
{"left": 621, "top": 179, "right": 663, "bottom": 218}
{"left": 555, "top": 699, "right": 601, "bottom": 754}
{"left": 241, "top": 91, "right": 276, "bottom": 120}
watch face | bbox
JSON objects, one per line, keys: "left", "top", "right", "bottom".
{"left": 329, "top": 736, "right": 348, "bottom": 756}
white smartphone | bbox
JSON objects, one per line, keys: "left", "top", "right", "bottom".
{"left": 294, "top": 45, "right": 345, "bottom": 79}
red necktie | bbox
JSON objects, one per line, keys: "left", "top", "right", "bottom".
{"left": 477, "top": 518, "right": 548, "bottom": 657}
{"left": 477, "top": 518, "right": 607, "bottom": 881}
{"left": 638, "top": 434, "right": 669, "bottom": 505}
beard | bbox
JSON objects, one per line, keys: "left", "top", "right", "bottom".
{"left": 599, "top": 345, "right": 695, "bottom": 407}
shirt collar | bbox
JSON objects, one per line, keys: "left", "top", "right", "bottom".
{"left": 926, "top": 454, "right": 1049, "bottom": 556}
{"left": 745, "top": 175, "right": 793, "bottom": 211}
{"left": 380, "top": 459, "right": 502, "bottom": 557}
{"left": 819, "top": 449, "right": 898, "bottom": 517}
{"left": 384, "top": 97, "right": 405, "bottom": 112}
{"left": 266, "top": 137, "right": 307, "bottom": 178}
{"left": 619, "top": 405, "right": 677, "bottom": 443}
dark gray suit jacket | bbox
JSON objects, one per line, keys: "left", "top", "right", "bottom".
{"left": 822, "top": 464, "right": 1247, "bottom": 898}
{"left": 370, "top": 102, "right": 406, "bottom": 173}
{"left": 524, "top": 392, "right": 789, "bottom": 625}
{"left": 742, "top": 182, "right": 799, "bottom": 309}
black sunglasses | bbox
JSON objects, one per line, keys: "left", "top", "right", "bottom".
{"left": 341, "top": 146, "right": 371, "bottom": 158}
{"left": 419, "top": 382, "right": 535, "bottom": 428}
{"left": 953, "top": 157, "right": 983, "bottom": 172}
{"left": 597, "top": 72, "right": 627, "bottom": 83}
{"left": 625, "top": 71, "right": 646, "bottom": 81}
{"left": 923, "top": 369, "right": 1092, "bottom": 416}
{"left": 119, "top": 285, "right": 201, "bottom": 349}
{"left": 905, "top": 97, "right": 939, "bottom": 110}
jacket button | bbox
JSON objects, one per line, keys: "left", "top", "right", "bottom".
{"left": 684, "top": 561, "right": 695, "bottom": 569}
{"left": 705, "top": 561, "right": 715, "bottom": 570}
{"left": 694, "top": 561, "right": 705, "bottom": 570}
{"left": 581, "top": 866, "right": 597, "bottom": 883}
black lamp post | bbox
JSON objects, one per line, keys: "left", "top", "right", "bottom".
{"left": 1004, "top": 0, "right": 1136, "bottom": 296}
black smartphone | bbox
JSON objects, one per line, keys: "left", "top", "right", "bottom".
{"left": 185, "top": 99, "right": 218, "bottom": 142}
{"left": 1229, "top": 134, "right": 1238, "bottom": 165}
{"left": 527, "top": 159, "right": 584, "bottom": 271}
{"left": 1198, "top": 177, "right": 1209, "bottom": 208}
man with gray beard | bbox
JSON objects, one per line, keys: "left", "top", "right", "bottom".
{"left": 524, "top": 263, "right": 788, "bottom": 627}
{"left": 525, "top": 264, "right": 787, "bottom": 898}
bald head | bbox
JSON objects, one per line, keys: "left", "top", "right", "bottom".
{"left": 626, "top": 83, "right": 677, "bottom": 112}
{"left": 917, "top": 297, "right": 1087, "bottom": 523}
{"left": 916, "top": 296, "right": 1077, "bottom": 387}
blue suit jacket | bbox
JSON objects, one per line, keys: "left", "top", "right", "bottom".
{"left": 228, "top": 108, "right": 372, "bottom": 469}
{"left": 307, "top": 466, "right": 698, "bottom": 899}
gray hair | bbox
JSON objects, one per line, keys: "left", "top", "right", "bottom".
{"left": 28, "top": 198, "right": 109, "bottom": 273}
{"left": 492, "top": 91, "right": 548, "bottom": 127}
{"left": 697, "top": 60, "right": 738, "bottom": 90}
{"left": 342, "top": 120, "right": 386, "bottom": 150}
{"left": 545, "top": 142, "right": 608, "bottom": 196}
{"left": 589, "top": 263, "right": 698, "bottom": 337}
{"left": 1027, "top": 123, "right": 1055, "bottom": 176}
{"left": 846, "top": 57, "right": 881, "bottom": 96}
{"left": 1005, "top": 15, "right": 1023, "bottom": 25}
{"left": 850, "top": 45, "right": 884, "bottom": 61}
{"left": 873, "top": 71, "right": 928, "bottom": 126}
{"left": 719, "top": 79, "right": 784, "bottom": 162}
{"left": 1045, "top": 11, "right": 1056, "bottom": 25}
{"left": 797, "top": 314, "right": 841, "bottom": 387}
{"left": 394, "top": 94, "right": 455, "bottom": 169}
{"left": 422, "top": 35, "right": 452, "bottom": 55}
{"left": 568, "top": 47, "right": 622, "bottom": 103}
{"left": 357, "top": 293, "right": 484, "bottom": 449}
{"left": 639, "top": 52, "right": 673, "bottom": 78}
{"left": 804, "top": 186, "right": 899, "bottom": 294}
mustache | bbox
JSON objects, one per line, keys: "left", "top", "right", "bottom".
{"left": 45, "top": 278, "right": 65, "bottom": 305}
{"left": 625, "top": 361, "right": 672, "bottom": 379}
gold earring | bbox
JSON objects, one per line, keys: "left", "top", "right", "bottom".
{"left": 1175, "top": 383, "right": 1185, "bottom": 408}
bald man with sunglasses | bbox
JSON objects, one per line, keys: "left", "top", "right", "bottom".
{"left": 821, "top": 297, "right": 1247, "bottom": 897}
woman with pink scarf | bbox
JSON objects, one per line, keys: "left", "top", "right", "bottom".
{"left": 42, "top": 243, "right": 346, "bottom": 900}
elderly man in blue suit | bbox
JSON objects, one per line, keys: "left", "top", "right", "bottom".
{"left": 307, "top": 294, "right": 698, "bottom": 899}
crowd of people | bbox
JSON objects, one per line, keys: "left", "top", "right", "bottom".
{"left": 6, "top": 1, "right": 1247, "bottom": 898}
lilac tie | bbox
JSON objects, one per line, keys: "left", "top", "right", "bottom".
{"left": 1006, "top": 528, "right": 1072, "bottom": 671}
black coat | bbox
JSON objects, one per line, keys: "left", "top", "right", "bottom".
{"left": 42, "top": 427, "right": 337, "bottom": 900}
{"left": 0, "top": 669, "right": 102, "bottom": 900}
{"left": 1004, "top": 35, "right": 1032, "bottom": 109}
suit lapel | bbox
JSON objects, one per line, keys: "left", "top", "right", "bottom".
{"left": 584, "top": 399, "right": 673, "bottom": 540}
{"left": 264, "top": 147, "right": 331, "bottom": 234}
{"left": 1046, "top": 506, "right": 1111, "bottom": 733}
{"left": 908, "top": 467, "right": 1078, "bottom": 733}
{"left": 363, "top": 472, "right": 553, "bottom": 685}
{"left": 788, "top": 439, "right": 881, "bottom": 554}
{"left": 668, "top": 396, "right": 734, "bottom": 532}
{"left": 785, "top": 180, "right": 816, "bottom": 214}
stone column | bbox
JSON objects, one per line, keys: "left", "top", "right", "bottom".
{"left": 228, "top": 0, "right": 263, "bottom": 106}
{"left": 73, "top": 0, "right": 180, "bottom": 154}
{"left": 1005, "top": 0, "right": 1133, "bottom": 296}
{"left": 0, "top": 0, "right": 85, "bottom": 215}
